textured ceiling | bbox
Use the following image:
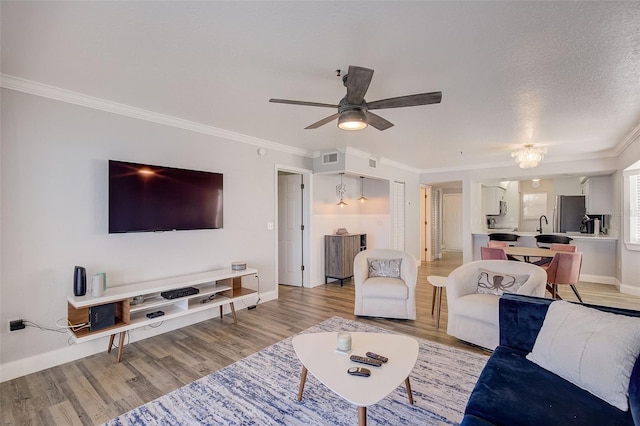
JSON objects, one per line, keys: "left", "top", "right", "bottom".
{"left": 2, "top": 1, "right": 639, "bottom": 171}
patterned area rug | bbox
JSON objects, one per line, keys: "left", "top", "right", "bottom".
{"left": 105, "top": 317, "right": 488, "bottom": 425}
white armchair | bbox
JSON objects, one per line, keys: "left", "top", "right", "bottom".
{"left": 446, "top": 260, "right": 547, "bottom": 350}
{"left": 353, "top": 249, "right": 419, "bottom": 320}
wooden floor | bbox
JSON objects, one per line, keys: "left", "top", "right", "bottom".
{"left": 2, "top": 252, "right": 639, "bottom": 425}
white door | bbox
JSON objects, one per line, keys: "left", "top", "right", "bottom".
{"left": 443, "top": 193, "right": 463, "bottom": 251}
{"left": 278, "top": 174, "right": 303, "bottom": 286}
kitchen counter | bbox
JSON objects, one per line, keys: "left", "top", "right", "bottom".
{"left": 472, "top": 232, "right": 617, "bottom": 284}
{"left": 476, "top": 231, "right": 617, "bottom": 241}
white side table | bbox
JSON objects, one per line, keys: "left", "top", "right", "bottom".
{"left": 292, "top": 332, "right": 419, "bottom": 426}
{"left": 427, "top": 275, "right": 447, "bottom": 329}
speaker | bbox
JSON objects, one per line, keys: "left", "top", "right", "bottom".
{"left": 73, "top": 266, "right": 86, "bottom": 296}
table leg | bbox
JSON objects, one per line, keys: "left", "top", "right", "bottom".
{"left": 435, "top": 287, "right": 443, "bottom": 329}
{"left": 405, "top": 377, "right": 414, "bottom": 405}
{"left": 230, "top": 302, "right": 237, "bottom": 325}
{"left": 431, "top": 288, "right": 436, "bottom": 315}
{"left": 297, "top": 366, "right": 308, "bottom": 401}
{"left": 107, "top": 334, "right": 115, "bottom": 354}
{"left": 116, "top": 331, "right": 126, "bottom": 363}
{"left": 358, "top": 406, "right": 367, "bottom": 426}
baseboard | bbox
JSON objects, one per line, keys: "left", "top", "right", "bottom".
{"left": 0, "top": 290, "right": 277, "bottom": 383}
{"left": 579, "top": 273, "right": 616, "bottom": 285}
{"left": 619, "top": 282, "right": 640, "bottom": 297}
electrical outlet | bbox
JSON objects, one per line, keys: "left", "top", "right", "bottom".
{"left": 8, "top": 318, "right": 25, "bottom": 332}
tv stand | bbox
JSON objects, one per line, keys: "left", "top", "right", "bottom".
{"left": 67, "top": 267, "right": 257, "bottom": 362}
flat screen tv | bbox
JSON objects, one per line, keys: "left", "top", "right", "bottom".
{"left": 109, "top": 160, "right": 223, "bottom": 233}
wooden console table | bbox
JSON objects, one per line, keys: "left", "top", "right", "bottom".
{"left": 67, "top": 268, "right": 257, "bottom": 362}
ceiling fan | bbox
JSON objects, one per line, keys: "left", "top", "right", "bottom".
{"left": 269, "top": 65, "right": 442, "bottom": 131}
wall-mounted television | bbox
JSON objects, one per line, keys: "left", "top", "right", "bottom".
{"left": 109, "top": 160, "right": 223, "bottom": 233}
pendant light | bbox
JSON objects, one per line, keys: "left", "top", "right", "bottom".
{"left": 336, "top": 173, "right": 347, "bottom": 208}
{"left": 358, "top": 176, "right": 367, "bottom": 203}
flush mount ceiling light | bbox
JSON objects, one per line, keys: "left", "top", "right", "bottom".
{"left": 337, "top": 109, "right": 368, "bottom": 131}
{"left": 511, "top": 144, "right": 547, "bottom": 168}
{"left": 358, "top": 176, "right": 367, "bottom": 203}
{"left": 336, "top": 173, "right": 347, "bottom": 207}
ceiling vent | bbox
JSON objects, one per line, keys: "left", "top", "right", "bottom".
{"left": 322, "top": 152, "right": 339, "bottom": 165}
{"left": 369, "top": 158, "right": 378, "bottom": 169}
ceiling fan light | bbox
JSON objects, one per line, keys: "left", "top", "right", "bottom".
{"left": 338, "top": 110, "right": 368, "bottom": 131}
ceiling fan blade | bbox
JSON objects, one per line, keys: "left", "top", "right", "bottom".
{"left": 367, "top": 91, "right": 442, "bottom": 110}
{"left": 305, "top": 113, "right": 340, "bottom": 129}
{"left": 366, "top": 112, "right": 394, "bottom": 131}
{"left": 346, "top": 66, "right": 374, "bottom": 105}
{"left": 270, "top": 99, "right": 338, "bottom": 108}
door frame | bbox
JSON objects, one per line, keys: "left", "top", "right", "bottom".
{"left": 275, "top": 165, "right": 312, "bottom": 290}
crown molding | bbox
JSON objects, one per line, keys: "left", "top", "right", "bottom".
{"left": 0, "top": 74, "right": 314, "bottom": 158}
{"left": 615, "top": 120, "right": 640, "bottom": 156}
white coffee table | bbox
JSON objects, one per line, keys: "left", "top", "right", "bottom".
{"left": 292, "top": 332, "right": 419, "bottom": 426}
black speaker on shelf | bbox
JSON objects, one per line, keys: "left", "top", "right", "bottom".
{"left": 73, "top": 266, "right": 86, "bottom": 296}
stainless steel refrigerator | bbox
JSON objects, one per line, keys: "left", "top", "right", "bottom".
{"left": 553, "top": 195, "right": 586, "bottom": 232}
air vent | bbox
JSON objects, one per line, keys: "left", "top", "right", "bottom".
{"left": 322, "top": 152, "right": 339, "bottom": 165}
{"left": 369, "top": 158, "right": 378, "bottom": 168}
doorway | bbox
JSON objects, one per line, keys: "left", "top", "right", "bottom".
{"left": 443, "top": 193, "right": 463, "bottom": 251}
{"left": 277, "top": 168, "right": 311, "bottom": 287}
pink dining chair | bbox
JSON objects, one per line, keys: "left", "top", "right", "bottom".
{"left": 480, "top": 246, "right": 508, "bottom": 260}
{"left": 544, "top": 252, "right": 583, "bottom": 302}
{"left": 488, "top": 241, "right": 509, "bottom": 248}
{"left": 550, "top": 243, "right": 577, "bottom": 252}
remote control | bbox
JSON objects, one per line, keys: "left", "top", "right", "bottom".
{"left": 146, "top": 310, "right": 165, "bottom": 319}
{"left": 347, "top": 367, "right": 371, "bottom": 377}
{"left": 350, "top": 355, "right": 383, "bottom": 367}
{"left": 366, "top": 352, "right": 389, "bottom": 363}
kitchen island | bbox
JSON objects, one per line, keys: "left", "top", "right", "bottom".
{"left": 472, "top": 232, "right": 617, "bottom": 284}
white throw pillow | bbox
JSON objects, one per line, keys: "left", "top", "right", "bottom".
{"left": 475, "top": 268, "right": 529, "bottom": 295}
{"left": 526, "top": 301, "right": 640, "bottom": 411}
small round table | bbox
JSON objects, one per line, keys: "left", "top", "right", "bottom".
{"left": 427, "top": 275, "right": 447, "bottom": 329}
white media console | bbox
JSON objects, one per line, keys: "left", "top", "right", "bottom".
{"left": 66, "top": 267, "right": 258, "bottom": 362}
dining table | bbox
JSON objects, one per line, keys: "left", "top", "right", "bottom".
{"left": 502, "top": 246, "right": 559, "bottom": 263}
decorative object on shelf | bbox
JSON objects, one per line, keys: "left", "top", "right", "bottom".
{"left": 336, "top": 228, "right": 349, "bottom": 235}
{"left": 358, "top": 176, "right": 367, "bottom": 203}
{"left": 91, "top": 273, "right": 105, "bottom": 297}
{"left": 231, "top": 261, "right": 247, "bottom": 271}
{"left": 336, "top": 173, "right": 347, "bottom": 207}
{"left": 131, "top": 295, "right": 144, "bottom": 305}
{"left": 73, "top": 266, "right": 87, "bottom": 297}
{"left": 511, "top": 144, "right": 547, "bottom": 168}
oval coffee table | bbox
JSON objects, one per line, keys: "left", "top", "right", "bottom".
{"left": 292, "top": 332, "right": 419, "bottom": 426}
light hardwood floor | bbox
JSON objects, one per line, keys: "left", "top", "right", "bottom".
{"left": 2, "top": 252, "right": 639, "bottom": 425}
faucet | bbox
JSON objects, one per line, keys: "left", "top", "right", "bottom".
{"left": 537, "top": 215, "right": 548, "bottom": 233}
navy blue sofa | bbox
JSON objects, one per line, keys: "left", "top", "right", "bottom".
{"left": 461, "top": 293, "right": 640, "bottom": 426}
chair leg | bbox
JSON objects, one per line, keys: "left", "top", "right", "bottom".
{"left": 570, "top": 284, "right": 584, "bottom": 303}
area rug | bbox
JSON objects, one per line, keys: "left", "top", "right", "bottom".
{"left": 105, "top": 317, "right": 488, "bottom": 425}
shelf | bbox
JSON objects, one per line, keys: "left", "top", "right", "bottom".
{"left": 128, "top": 283, "right": 232, "bottom": 314}
{"left": 67, "top": 268, "right": 258, "bottom": 349}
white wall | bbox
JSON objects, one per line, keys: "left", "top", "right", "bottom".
{"left": 0, "top": 89, "right": 311, "bottom": 380}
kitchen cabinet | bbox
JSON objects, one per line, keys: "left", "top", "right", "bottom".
{"left": 582, "top": 176, "right": 612, "bottom": 214}
{"left": 483, "top": 186, "right": 505, "bottom": 215}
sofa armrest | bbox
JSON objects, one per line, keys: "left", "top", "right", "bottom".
{"left": 629, "top": 347, "right": 640, "bottom": 425}
{"left": 498, "top": 294, "right": 552, "bottom": 352}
